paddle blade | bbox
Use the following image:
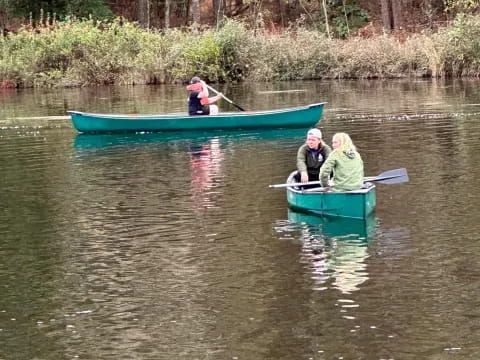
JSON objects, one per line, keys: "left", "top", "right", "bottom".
{"left": 372, "top": 174, "right": 409, "bottom": 184}
{"left": 230, "top": 102, "right": 246, "bottom": 111}
{"left": 363, "top": 168, "right": 409, "bottom": 185}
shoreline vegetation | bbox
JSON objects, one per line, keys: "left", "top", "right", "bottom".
{"left": 1, "top": 15, "right": 480, "bottom": 89}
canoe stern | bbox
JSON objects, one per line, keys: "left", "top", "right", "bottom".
{"left": 286, "top": 185, "right": 376, "bottom": 219}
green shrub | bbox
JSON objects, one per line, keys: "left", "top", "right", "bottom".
{"left": 169, "top": 29, "right": 223, "bottom": 83}
{"left": 3, "top": 16, "right": 480, "bottom": 88}
{"left": 214, "top": 19, "right": 255, "bottom": 82}
{"left": 445, "top": 14, "right": 480, "bottom": 75}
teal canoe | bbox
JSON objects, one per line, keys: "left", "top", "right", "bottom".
{"left": 67, "top": 103, "right": 326, "bottom": 133}
{"left": 285, "top": 172, "right": 376, "bottom": 219}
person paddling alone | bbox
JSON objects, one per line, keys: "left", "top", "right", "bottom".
{"left": 294, "top": 128, "right": 332, "bottom": 187}
{"left": 319, "top": 132, "right": 364, "bottom": 192}
{"left": 187, "top": 76, "right": 223, "bottom": 116}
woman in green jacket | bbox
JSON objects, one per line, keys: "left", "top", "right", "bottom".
{"left": 319, "top": 132, "right": 364, "bottom": 192}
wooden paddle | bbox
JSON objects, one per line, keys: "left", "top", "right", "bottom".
{"left": 205, "top": 84, "right": 246, "bottom": 111}
{"left": 269, "top": 168, "right": 409, "bottom": 188}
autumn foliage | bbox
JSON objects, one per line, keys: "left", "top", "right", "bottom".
{"left": 2, "top": 15, "right": 480, "bottom": 88}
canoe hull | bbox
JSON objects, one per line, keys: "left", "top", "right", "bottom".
{"left": 68, "top": 103, "right": 325, "bottom": 133}
{"left": 286, "top": 173, "right": 376, "bottom": 219}
{"left": 287, "top": 209, "right": 377, "bottom": 239}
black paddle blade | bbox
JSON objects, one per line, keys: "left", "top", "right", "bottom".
{"left": 231, "top": 103, "right": 246, "bottom": 111}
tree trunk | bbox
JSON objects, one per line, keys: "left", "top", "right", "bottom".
{"left": 251, "top": 0, "right": 263, "bottom": 36}
{"left": 0, "top": 6, "right": 6, "bottom": 34}
{"left": 138, "top": 0, "right": 150, "bottom": 28}
{"left": 342, "top": 0, "right": 350, "bottom": 35}
{"left": 278, "top": 0, "right": 286, "bottom": 27}
{"left": 190, "top": 0, "right": 201, "bottom": 25}
{"left": 421, "top": 0, "right": 433, "bottom": 28}
{"left": 185, "top": 0, "right": 190, "bottom": 26}
{"left": 422, "top": 0, "right": 445, "bottom": 28}
{"left": 391, "top": 0, "right": 403, "bottom": 29}
{"left": 213, "top": 0, "right": 225, "bottom": 27}
{"left": 380, "top": 0, "right": 392, "bottom": 31}
{"left": 321, "top": 0, "right": 330, "bottom": 38}
{"left": 165, "top": 0, "right": 170, "bottom": 28}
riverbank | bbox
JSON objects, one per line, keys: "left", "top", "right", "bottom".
{"left": 1, "top": 15, "right": 480, "bottom": 88}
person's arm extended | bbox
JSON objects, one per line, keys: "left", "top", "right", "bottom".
{"left": 296, "top": 145, "right": 308, "bottom": 181}
{"left": 319, "top": 151, "right": 336, "bottom": 186}
{"left": 207, "top": 94, "right": 222, "bottom": 104}
{"left": 197, "top": 81, "right": 209, "bottom": 99}
{"left": 198, "top": 81, "right": 222, "bottom": 104}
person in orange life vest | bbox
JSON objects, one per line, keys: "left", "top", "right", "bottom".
{"left": 187, "top": 77, "right": 223, "bottom": 115}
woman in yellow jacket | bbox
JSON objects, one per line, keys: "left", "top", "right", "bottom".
{"left": 319, "top": 133, "right": 364, "bottom": 192}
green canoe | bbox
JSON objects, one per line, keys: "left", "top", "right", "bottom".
{"left": 68, "top": 103, "right": 325, "bottom": 133}
{"left": 285, "top": 172, "right": 376, "bottom": 219}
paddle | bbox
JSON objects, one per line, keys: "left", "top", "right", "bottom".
{"left": 269, "top": 168, "right": 409, "bottom": 188}
{"left": 205, "top": 84, "right": 246, "bottom": 111}
{"left": 363, "top": 168, "right": 409, "bottom": 184}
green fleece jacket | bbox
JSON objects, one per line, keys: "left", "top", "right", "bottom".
{"left": 296, "top": 143, "right": 332, "bottom": 179}
{"left": 319, "top": 148, "right": 364, "bottom": 191}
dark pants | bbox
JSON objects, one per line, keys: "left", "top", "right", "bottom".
{"left": 293, "top": 171, "right": 321, "bottom": 189}
{"left": 189, "top": 105, "right": 210, "bottom": 116}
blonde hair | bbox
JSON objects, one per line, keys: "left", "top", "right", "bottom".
{"left": 332, "top": 132, "right": 356, "bottom": 152}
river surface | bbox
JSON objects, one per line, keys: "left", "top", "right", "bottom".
{"left": 1, "top": 79, "right": 480, "bottom": 360}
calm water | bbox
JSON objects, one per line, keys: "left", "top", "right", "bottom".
{"left": 1, "top": 79, "right": 480, "bottom": 360}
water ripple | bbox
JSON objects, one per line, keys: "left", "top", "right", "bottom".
{"left": 2, "top": 82, "right": 480, "bottom": 359}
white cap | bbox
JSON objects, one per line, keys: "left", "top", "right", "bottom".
{"left": 307, "top": 128, "right": 322, "bottom": 139}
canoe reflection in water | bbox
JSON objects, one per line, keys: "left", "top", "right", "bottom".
{"left": 73, "top": 128, "right": 308, "bottom": 150}
{"left": 275, "top": 211, "right": 377, "bottom": 294}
